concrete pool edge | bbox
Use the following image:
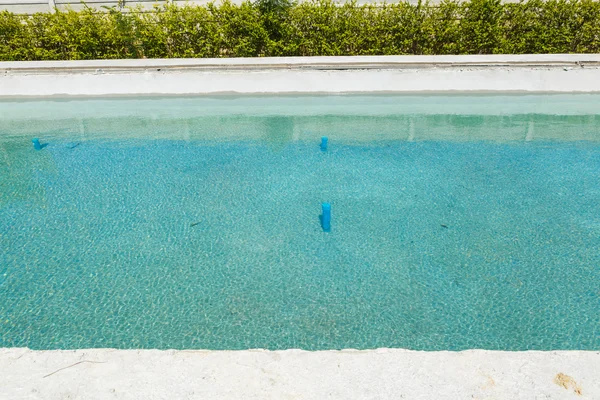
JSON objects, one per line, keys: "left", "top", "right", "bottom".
{"left": 1, "top": 348, "right": 598, "bottom": 399}
{"left": 2, "top": 55, "right": 600, "bottom": 96}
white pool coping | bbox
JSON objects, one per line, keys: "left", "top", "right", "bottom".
{"left": 1, "top": 348, "right": 598, "bottom": 399}
{"left": 3, "top": 54, "right": 600, "bottom": 71}
{"left": 2, "top": 55, "right": 600, "bottom": 96}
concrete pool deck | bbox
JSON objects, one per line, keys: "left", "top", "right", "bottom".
{"left": 1, "top": 348, "right": 599, "bottom": 399}
{"left": 2, "top": 54, "right": 600, "bottom": 96}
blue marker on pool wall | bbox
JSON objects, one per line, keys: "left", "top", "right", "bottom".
{"left": 321, "top": 202, "right": 331, "bottom": 232}
{"left": 320, "top": 136, "right": 328, "bottom": 151}
{"left": 32, "top": 138, "right": 42, "bottom": 151}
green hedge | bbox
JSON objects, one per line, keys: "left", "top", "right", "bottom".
{"left": 1, "top": 0, "right": 600, "bottom": 60}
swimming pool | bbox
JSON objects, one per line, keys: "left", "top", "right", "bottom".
{"left": 1, "top": 95, "right": 598, "bottom": 350}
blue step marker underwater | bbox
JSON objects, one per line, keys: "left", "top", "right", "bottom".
{"left": 32, "top": 138, "right": 42, "bottom": 151}
{"left": 321, "top": 202, "right": 331, "bottom": 232}
{"left": 320, "top": 136, "right": 328, "bottom": 151}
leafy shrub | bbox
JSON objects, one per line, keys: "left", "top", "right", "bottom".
{"left": 1, "top": 0, "right": 599, "bottom": 60}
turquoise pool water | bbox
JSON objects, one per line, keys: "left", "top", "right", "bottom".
{"left": 0, "top": 95, "right": 599, "bottom": 350}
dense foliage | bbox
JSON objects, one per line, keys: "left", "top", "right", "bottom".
{"left": 1, "top": 0, "right": 599, "bottom": 60}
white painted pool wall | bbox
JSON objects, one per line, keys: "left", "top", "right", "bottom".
{"left": 2, "top": 55, "right": 600, "bottom": 97}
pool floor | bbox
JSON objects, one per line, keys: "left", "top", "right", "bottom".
{"left": 1, "top": 132, "right": 599, "bottom": 350}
